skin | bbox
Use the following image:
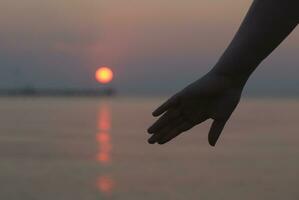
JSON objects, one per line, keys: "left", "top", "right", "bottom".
{"left": 148, "top": 0, "right": 299, "bottom": 146}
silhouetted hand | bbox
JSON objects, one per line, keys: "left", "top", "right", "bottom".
{"left": 147, "top": 72, "right": 242, "bottom": 146}
{"left": 147, "top": 0, "right": 298, "bottom": 147}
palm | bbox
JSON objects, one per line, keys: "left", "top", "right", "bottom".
{"left": 147, "top": 73, "right": 242, "bottom": 146}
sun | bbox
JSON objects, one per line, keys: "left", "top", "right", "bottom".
{"left": 95, "top": 67, "right": 114, "bottom": 84}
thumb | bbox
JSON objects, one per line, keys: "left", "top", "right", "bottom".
{"left": 208, "top": 119, "right": 228, "bottom": 147}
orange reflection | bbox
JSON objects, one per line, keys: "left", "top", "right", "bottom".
{"left": 96, "top": 104, "right": 112, "bottom": 164}
{"left": 97, "top": 176, "right": 115, "bottom": 194}
{"left": 96, "top": 132, "right": 112, "bottom": 163}
{"left": 96, "top": 103, "right": 115, "bottom": 195}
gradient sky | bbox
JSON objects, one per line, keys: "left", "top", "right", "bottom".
{"left": 0, "top": 0, "right": 298, "bottom": 95}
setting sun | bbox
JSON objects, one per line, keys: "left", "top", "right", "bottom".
{"left": 95, "top": 67, "right": 114, "bottom": 84}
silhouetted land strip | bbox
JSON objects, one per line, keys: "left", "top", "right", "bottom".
{"left": 0, "top": 88, "right": 116, "bottom": 97}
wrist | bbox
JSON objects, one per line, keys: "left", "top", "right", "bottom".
{"left": 207, "top": 67, "right": 248, "bottom": 89}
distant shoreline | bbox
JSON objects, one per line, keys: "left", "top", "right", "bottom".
{"left": 0, "top": 88, "right": 116, "bottom": 97}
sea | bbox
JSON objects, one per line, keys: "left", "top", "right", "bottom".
{"left": 0, "top": 97, "right": 298, "bottom": 200}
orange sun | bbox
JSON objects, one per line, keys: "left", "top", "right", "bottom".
{"left": 95, "top": 67, "right": 114, "bottom": 84}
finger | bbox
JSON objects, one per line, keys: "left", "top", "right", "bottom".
{"left": 208, "top": 119, "right": 228, "bottom": 147}
{"left": 157, "top": 114, "right": 208, "bottom": 144}
{"left": 148, "top": 117, "right": 182, "bottom": 144}
{"left": 152, "top": 95, "right": 179, "bottom": 117}
{"left": 148, "top": 122, "right": 177, "bottom": 144}
{"left": 148, "top": 109, "right": 180, "bottom": 133}
{"left": 158, "top": 122, "right": 194, "bottom": 144}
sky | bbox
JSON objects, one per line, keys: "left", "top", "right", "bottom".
{"left": 0, "top": 0, "right": 298, "bottom": 95}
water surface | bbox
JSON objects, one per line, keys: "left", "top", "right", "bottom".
{"left": 0, "top": 97, "right": 298, "bottom": 200}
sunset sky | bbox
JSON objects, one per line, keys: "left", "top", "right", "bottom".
{"left": 0, "top": 0, "right": 298, "bottom": 95}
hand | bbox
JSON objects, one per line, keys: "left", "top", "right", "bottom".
{"left": 147, "top": 72, "right": 243, "bottom": 146}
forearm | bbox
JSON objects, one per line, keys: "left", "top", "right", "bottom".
{"left": 210, "top": 0, "right": 298, "bottom": 86}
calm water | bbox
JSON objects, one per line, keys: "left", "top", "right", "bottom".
{"left": 0, "top": 97, "right": 298, "bottom": 200}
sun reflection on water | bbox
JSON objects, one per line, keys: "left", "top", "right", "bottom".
{"left": 97, "top": 175, "right": 115, "bottom": 195}
{"left": 96, "top": 103, "right": 115, "bottom": 195}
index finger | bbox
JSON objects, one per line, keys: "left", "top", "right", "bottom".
{"left": 152, "top": 95, "right": 179, "bottom": 117}
{"left": 148, "top": 109, "right": 180, "bottom": 133}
